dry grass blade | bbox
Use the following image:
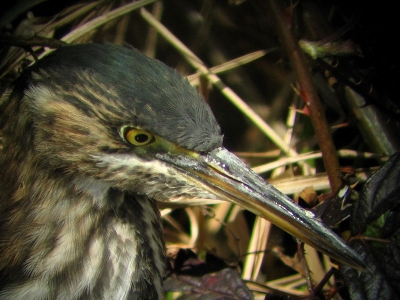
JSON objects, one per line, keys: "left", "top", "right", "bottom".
{"left": 187, "top": 50, "right": 268, "bottom": 85}
{"left": 140, "top": 7, "right": 298, "bottom": 156}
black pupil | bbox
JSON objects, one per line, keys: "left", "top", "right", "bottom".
{"left": 135, "top": 133, "right": 149, "bottom": 143}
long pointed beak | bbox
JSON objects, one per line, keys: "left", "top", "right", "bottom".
{"left": 157, "top": 147, "right": 365, "bottom": 271}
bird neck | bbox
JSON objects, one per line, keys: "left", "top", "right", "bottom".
{"left": 0, "top": 163, "right": 165, "bottom": 299}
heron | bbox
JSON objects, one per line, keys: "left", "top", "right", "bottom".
{"left": 0, "top": 43, "right": 364, "bottom": 299}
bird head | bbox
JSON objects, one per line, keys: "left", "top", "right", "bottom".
{"left": 0, "top": 44, "right": 364, "bottom": 274}
{"left": 2, "top": 44, "right": 226, "bottom": 202}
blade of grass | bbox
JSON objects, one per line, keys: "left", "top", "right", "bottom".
{"left": 140, "top": 7, "right": 298, "bottom": 157}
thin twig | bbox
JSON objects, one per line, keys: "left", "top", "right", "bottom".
{"left": 297, "top": 241, "right": 315, "bottom": 297}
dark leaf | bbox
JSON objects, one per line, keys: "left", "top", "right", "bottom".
{"left": 263, "top": 295, "right": 293, "bottom": 300}
{"left": 165, "top": 249, "right": 252, "bottom": 299}
{"left": 351, "top": 152, "right": 400, "bottom": 236}
{"left": 342, "top": 152, "right": 400, "bottom": 299}
{"left": 168, "top": 249, "right": 229, "bottom": 276}
{"left": 381, "top": 205, "right": 400, "bottom": 238}
{"left": 171, "top": 248, "right": 205, "bottom": 275}
{"left": 313, "top": 184, "right": 354, "bottom": 227}
{"left": 164, "top": 268, "right": 253, "bottom": 300}
{"left": 341, "top": 239, "right": 400, "bottom": 300}
{"left": 369, "top": 235, "right": 400, "bottom": 296}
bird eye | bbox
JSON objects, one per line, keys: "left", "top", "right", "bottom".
{"left": 123, "top": 127, "right": 154, "bottom": 146}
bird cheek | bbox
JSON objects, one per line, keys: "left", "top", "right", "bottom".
{"left": 87, "top": 153, "right": 187, "bottom": 200}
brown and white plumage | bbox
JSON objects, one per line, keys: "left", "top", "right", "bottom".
{"left": 0, "top": 44, "right": 222, "bottom": 299}
{"left": 0, "top": 44, "right": 364, "bottom": 299}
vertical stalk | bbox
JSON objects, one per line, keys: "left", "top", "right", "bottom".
{"left": 266, "top": 0, "right": 342, "bottom": 192}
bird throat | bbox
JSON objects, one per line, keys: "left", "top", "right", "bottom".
{"left": 0, "top": 172, "right": 165, "bottom": 299}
